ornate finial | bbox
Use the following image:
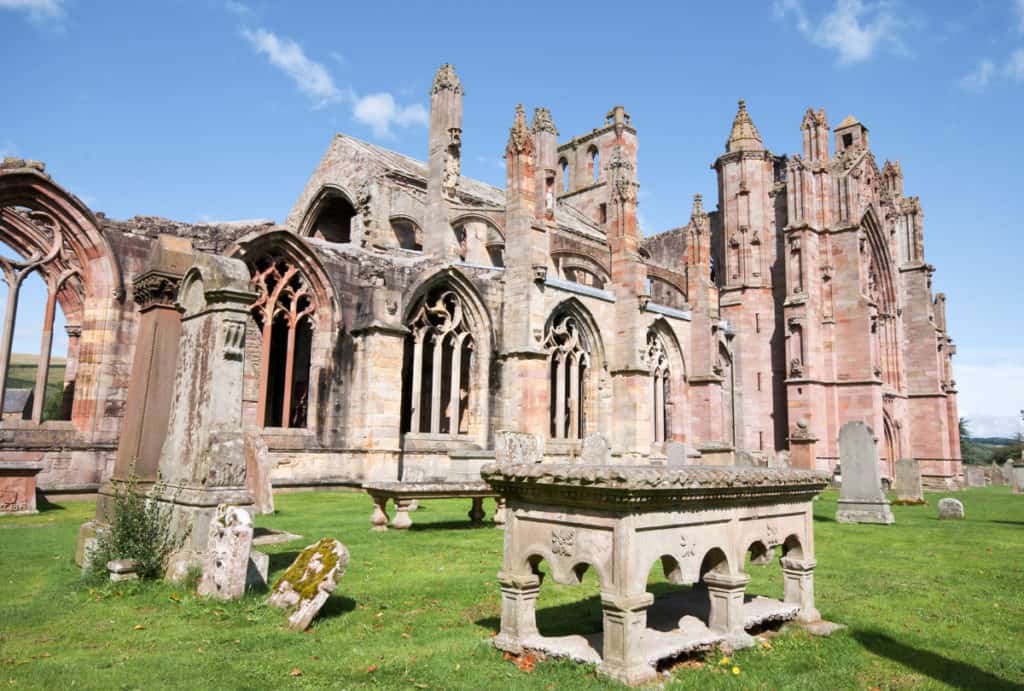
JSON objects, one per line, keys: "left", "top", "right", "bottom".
{"left": 506, "top": 104, "right": 532, "bottom": 156}
{"left": 801, "top": 107, "right": 829, "bottom": 130}
{"left": 431, "top": 63, "right": 463, "bottom": 95}
{"left": 531, "top": 107, "right": 558, "bottom": 135}
{"left": 726, "top": 98, "right": 763, "bottom": 153}
{"left": 606, "top": 146, "right": 637, "bottom": 203}
{"left": 691, "top": 193, "right": 704, "bottom": 215}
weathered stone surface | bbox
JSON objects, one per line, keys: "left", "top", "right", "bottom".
{"left": 246, "top": 549, "right": 270, "bottom": 591}
{"left": 486, "top": 461, "right": 830, "bottom": 685}
{"left": 1013, "top": 462, "right": 1024, "bottom": 495}
{"left": 836, "top": 422, "right": 894, "bottom": 524}
{"left": 735, "top": 450, "right": 755, "bottom": 467}
{"left": 990, "top": 462, "right": 1006, "bottom": 486}
{"left": 107, "top": 558, "right": 141, "bottom": 582}
{"left": 197, "top": 504, "right": 255, "bottom": 601}
{"left": 0, "top": 462, "right": 43, "bottom": 515}
{"left": 893, "top": 459, "right": 924, "bottom": 504}
{"left": 245, "top": 432, "right": 275, "bottom": 515}
{"left": 665, "top": 441, "right": 688, "bottom": 466}
{"left": 579, "top": 433, "right": 611, "bottom": 465}
{"left": 964, "top": 465, "right": 986, "bottom": 488}
{"left": 269, "top": 538, "right": 349, "bottom": 631}
{"left": 938, "top": 497, "right": 964, "bottom": 520}
{"left": 494, "top": 431, "right": 542, "bottom": 465}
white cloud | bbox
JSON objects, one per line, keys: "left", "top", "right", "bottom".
{"left": 240, "top": 27, "right": 347, "bottom": 108}
{"left": 353, "top": 93, "right": 427, "bottom": 139}
{"left": 958, "top": 58, "right": 996, "bottom": 91}
{"left": 1004, "top": 48, "right": 1024, "bottom": 81}
{"left": 773, "top": 0, "right": 905, "bottom": 64}
{"left": 0, "top": 0, "right": 62, "bottom": 20}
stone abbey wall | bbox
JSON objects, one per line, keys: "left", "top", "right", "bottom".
{"left": 0, "top": 63, "right": 961, "bottom": 495}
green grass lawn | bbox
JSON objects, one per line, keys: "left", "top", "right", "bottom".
{"left": 1, "top": 487, "right": 1022, "bottom": 689}
{"left": 4, "top": 353, "right": 67, "bottom": 419}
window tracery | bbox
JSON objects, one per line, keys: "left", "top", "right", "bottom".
{"left": 546, "top": 313, "right": 590, "bottom": 440}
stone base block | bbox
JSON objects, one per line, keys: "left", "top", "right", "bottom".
{"left": 836, "top": 499, "right": 894, "bottom": 524}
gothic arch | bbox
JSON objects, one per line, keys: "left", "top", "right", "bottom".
{"left": 648, "top": 318, "right": 687, "bottom": 443}
{"left": 297, "top": 184, "right": 360, "bottom": 243}
{"left": 0, "top": 166, "right": 124, "bottom": 428}
{"left": 400, "top": 268, "right": 494, "bottom": 443}
{"left": 544, "top": 298, "right": 605, "bottom": 441}
{"left": 228, "top": 230, "right": 339, "bottom": 430}
{"left": 450, "top": 214, "right": 505, "bottom": 267}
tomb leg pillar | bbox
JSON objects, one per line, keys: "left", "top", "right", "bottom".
{"left": 704, "top": 571, "right": 754, "bottom": 649}
{"left": 493, "top": 497, "right": 506, "bottom": 527}
{"left": 494, "top": 571, "right": 540, "bottom": 654}
{"left": 598, "top": 591, "right": 656, "bottom": 685}
{"left": 781, "top": 557, "right": 820, "bottom": 623}
{"left": 370, "top": 496, "right": 389, "bottom": 532}
{"left": 392, "top": 499, "right": 414, "bottom": 529}
{"left": 468, "top": 497, "right": 485, "bottom": 524}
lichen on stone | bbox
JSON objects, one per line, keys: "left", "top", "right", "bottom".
{"left": 272, "top": 537, "right": 341, "bottom": 602}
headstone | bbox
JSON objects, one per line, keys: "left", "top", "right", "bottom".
{"left": 197, "top": 505, "right": 255, "bottom": 601}
{"left": 580, "top": 433, "right": 611, "bottom": 465}
{"left": 964, "top": 465, "right": 986, "bottom": 488}
{"left": 247, "top": 549, "right": 270, "bottom": 591}
{"left": 990, "top": 462, "right": 1006, "bottom": 486}
{"left": 148, "top": 255, "right": 258, "bottom": 579}
{"left": 835, "top": 421, "right": 894, "bottom": 524}
{"left": 999, "top": 460, "right": 1014, "bottom": 485}
{"left": 245, "top": 432, "right": 275, "bottom": 515}
{"left": 893, "top": 459, "right": 924, "bottom": 504}
{"left": 665, "top": 441, "right": 688, "bottom": 466}
{"left": 269, "top": 537, "right": 349, "bottom": 631}
{"left": 937, "top": 498, "right": 964, "bottom": 520}
{"left": 494, "top": 431, "right": 543, "bottom": 465}
{"left": 1013, "top": 462, "right": 1024, "bottom": 495}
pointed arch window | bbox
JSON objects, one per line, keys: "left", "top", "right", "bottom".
{"left": 546, "top": 313, "right": 590, "bottom": 440}
{"left": 402, "top": 288, "right": 475, "bottom": 436}
{"left": 250, "top": 257, "right": 316, "bottom": 428}
{"left": 647, "top": 331, "right": 670, "bottom": 443}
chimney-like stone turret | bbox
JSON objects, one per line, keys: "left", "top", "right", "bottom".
{"left": 425, "top": 63, "right": 463, "bottom": 257}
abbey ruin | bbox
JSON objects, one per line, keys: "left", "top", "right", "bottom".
{"left": 0, "top": 63, "right": 961, "bottom": 507}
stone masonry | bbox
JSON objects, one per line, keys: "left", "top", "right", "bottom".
{"left": 0, "top": 64, "right": 961, "bottom": 505}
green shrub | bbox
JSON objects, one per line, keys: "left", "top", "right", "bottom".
{"left": 86, "top": 476, "right": 183, "bottom": 583}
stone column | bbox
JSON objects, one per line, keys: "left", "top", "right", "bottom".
{"left": 151, "top": 254, "right": 257, "bottom": 580}
{"left": 599, "top": 591, "right": 656, "bottom": 685}
{"left": 703, "top": 570, "right": 753, "bottom": 648}
{"left": 494, "top": 571, "right": 541, "bottom": 654}
{"left": 780, "top": 557, "right": 820, "bottom": 623}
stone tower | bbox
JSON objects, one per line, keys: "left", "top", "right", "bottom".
{"left": 425, "top": 63, "right": 463, "bottom": 257}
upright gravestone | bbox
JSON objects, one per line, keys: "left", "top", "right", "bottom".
{"left": 965, "top": 465, "right": 986, "bottom": 488}
{"left": 150, "top": 255, "right": 258, "bottom": 580}
{"left": 197, "top": 504, "right": 254, "bottom": 601}
{"left": 1013, "top": 461, "right": 1024, "bottom": 495}
{"left": 990, "top": 462, "right": 1006, "bottom": 486}
{"left": 836, "top": 421, "right": 894, "bottom": 524}
{"left": 1000, "top": 460, "right": 1014, "bottom": 485}
{"left": 893, "top": 459, "right": 925, "bottom": 504}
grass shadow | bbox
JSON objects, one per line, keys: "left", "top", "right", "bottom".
{"left": 35, "top": 492, "right": 65, "bottom": 512}
{"left": 407, "top": 521, "right": 493, "bottom": 532}
{"left": 853, "top": 630, "right": 1024, "bottom": 690}
{"left": 813, "top": 514, "right": 836, "bottom": 523}
{"left": 991, "top": 520, "right": 1024, "bottom": 526}
{"left": 267, "top": 551, "right": 300, "bottom": 573}
{"left": 318, "top": 594, "right": 357, "bottom": 620}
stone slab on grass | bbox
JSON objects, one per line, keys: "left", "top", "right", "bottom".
{"left": 269, "top": 537, "right": 349, "bottom": 631}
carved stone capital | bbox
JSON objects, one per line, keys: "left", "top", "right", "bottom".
{"left": 132, "top": 271, "right": 181, "bottom": 309}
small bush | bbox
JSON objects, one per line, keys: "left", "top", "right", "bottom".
{"left": 86, "top": 476, "right": 183, "bottom": 583}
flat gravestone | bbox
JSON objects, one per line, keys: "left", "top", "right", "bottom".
{"left": 494, "top": 431, "right": 542, "bottom": 465}
{"left": 198, "top": 504, "right": 254, "bottom": 601}
{"left": 938, "top": 498, "right": 964, "bottom": 520}
{"left": 836, "top": 421, "right": 894, "bottom": 524}
{"left": 269, "top": 538, "right": 349, "bottom": 631}
{"left": 580, "top": 433, "right": 611, "bottom": 465}
{"left": 893, "top": 459, "right": 925, "bottom": 504}
{"left": 964, "top": 465, "right": 986, "bottom": 488}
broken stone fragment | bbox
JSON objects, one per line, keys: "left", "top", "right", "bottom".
{"left": 197, "top": 504, "right": 254, "bottom": 601}
{"left": 937, "top": 498, "right": 964, "bottom": 520}
{"left": 107, "top": 558, "right": 141, "bottom": 582}
{"left": 268, "top": 537, "right": 349, "bottom": 631}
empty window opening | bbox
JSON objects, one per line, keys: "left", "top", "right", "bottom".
{"left": 392, "top": 219, "right": 422, "bottom": 251}
{"left": 590, "top": 148, "right": 600, "bottom": 183}
{"left": 547, "top": 313, "right": 590, "bottom": 440}
{"left": 312, "top": 195, "right": 356, "bottom": 243}
{"left": 560, "top": 158, "right": 570, "bottom": 193}
{"left": 599, "top": 202, "right": 607, "bottom": 225}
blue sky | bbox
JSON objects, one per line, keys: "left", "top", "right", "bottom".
{"left": 1, "top": 0, "right": 1022, "bottom": 432}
